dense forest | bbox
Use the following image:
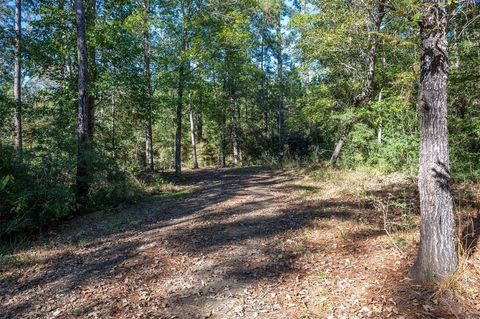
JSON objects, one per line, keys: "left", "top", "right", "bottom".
{"left": 0, "top": 0, "right": 479, "bottom": 318}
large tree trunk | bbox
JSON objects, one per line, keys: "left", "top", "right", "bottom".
{"left": 143, "top": 0, "right": 154, "bottom": 171}
{"left": 75, "top": 0, "right": 91, "bottom": 203}
{"left": 330, "top": 0, "right": 385, "bottom": 164}
{"left": 410, "top": 0, "right": 457, "bottom": 283}
{"left": 14, "top": 0, "right": 22, "bottom": 153}
{"left": 189, "top": 94, "right": 198, "bottom": 169}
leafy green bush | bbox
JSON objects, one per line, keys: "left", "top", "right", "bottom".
{"left": 0, "top": 147, "right": 75, "bottom": 237}
{"left": 88, "top": 150, "right": 144, "bottom": 208}
{"left": 0, "top": 146, "right": 143, "bottom": 239}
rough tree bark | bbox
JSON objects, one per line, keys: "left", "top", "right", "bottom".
{"left": 75, "top": 0, "right": 91, "bottom": 202}
{"left": 330, "top": 0, "right": 385, "bottom": 164}
{"left": 410, "top": 0, "right": 457, "bottom": 283}
{"left": 143, "top": 0, "right": 154, "bottom": 171}
{"left": 14, "top": 0, "right": 22, "bottom": 152}
{"left": 189, "top": 94, "right": 198, "bottom": 169}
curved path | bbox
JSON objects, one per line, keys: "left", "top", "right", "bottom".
{"left": 2, "top": 167, "right": 474, "bottom": 318}
{"left": 1, "top": 168, "right": 306, "bottom": 318}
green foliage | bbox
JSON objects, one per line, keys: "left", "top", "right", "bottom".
{"left": 0, "top": 0, "right": 478, "bottom": 238}
{"left": 0, "top": 146, "right": 147, "bottom": 238}
{"left": 0, "top": 147, "right": 75, "bottom": 237}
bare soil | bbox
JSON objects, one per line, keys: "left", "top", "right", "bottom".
{"left": 1, "top": 167, "right": 479, "bottom": 319}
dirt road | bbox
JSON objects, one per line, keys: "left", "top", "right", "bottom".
{"left": 1, "top": 168, "right": 304, "bottom": 318}
{"left": 1, "top": 167, "right": 477, "bottom": 318}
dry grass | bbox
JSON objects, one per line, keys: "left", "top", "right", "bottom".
{"left": 287, "top": 165, "right": 480, "bottom": 318}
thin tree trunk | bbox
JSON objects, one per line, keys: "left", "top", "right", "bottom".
{"left": 143, "top": 0, "right": 153, "bottom": 171}
{"left": 59, "top": 0, "right": 67, "bottom": 86}
{"left": 175, "top": 69, "right": 184, "bottom": 174}
{"left": 75, "top": 0, "right": 90, "bottom": 203}
{"left": 63, "top": 0, "right": 74, "bottom": 81}
{"left": 330, "top": 0, "right": 385, "bottom": 164}
{"left": 175, "top": 1, "right": 193, "bottom": 175}
{"left": 231, "top": 86, "right": 239, "bottom": 166}
{"left": 276, "top": 23, "right": 284, "bottom": 152}
{"left": 197, "top": 111, "right": 203, "bottom": 144}
{"left": 301, "top": 0, "right": 311, "bottom": 94}
{"left": 410, "top": 0, "right": 457, "bottom": 283}
{"left": 260, "top": 30, "right": 269, "bottom": 139}
{"left": 14, "top": 0, "right": 22, "bottom": 153}
{"left": 377, "top": 125, "right": 382, "bottom": 145}
{"left": 330, "top": 126, "right": 350, "bottom": 165}
{"left": 86, "top": 0, "right": 96, "bottom": 143}
{"left": 212, "top": 66, "right": 224, "bottom": 168}
{"left": 377, "top": 90, "right": 382, "bottom": 144}
{"left": 175, "top": 36, "right": 187, "bottom": 175}
{"left": 232, "top": 117, "right": 239, "bottom": 165}
{"left": 197, "top": 92, "right": 203, "bottom": 144}
{"left": 145, "top": 115, "right": 153, "bottom": 170}
{"left": 189, "top": 94, "right": 198, "bottom": 169}
{"left": 111, "top": 94, "right": 116, "bottom": 159}
{"left": 237, "top": 94, "right": 242, "bottom": 164}
{"left": 219, "top": 129, "right": 226, "bottom": 168}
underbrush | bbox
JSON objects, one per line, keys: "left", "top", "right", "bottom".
{"left": 0, "top": 146, "right": 188, "bottom": 245}
{"left": 0, "top": 147, "right": 77, "bottom": 239}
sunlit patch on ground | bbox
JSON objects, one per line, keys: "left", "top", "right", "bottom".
{"left": 0, "top": 167, "right": 479, "bottom": 318}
